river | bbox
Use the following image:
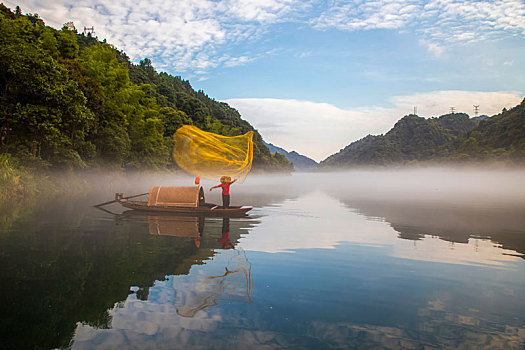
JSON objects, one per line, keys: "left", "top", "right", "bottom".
{"left": 1, "top": 169, "right": 524, "bottom": 349}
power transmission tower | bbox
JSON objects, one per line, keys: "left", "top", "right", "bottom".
{"left": 83, "top": 26, "right": 95, "bottom": 36}
{"left": 449, "top": 107, "right": 455, "bottom": 114}
{"left": 413, "top": 106, "right": 417, "bottom": 115}
{"left": 473, "top": 105, "right": 479, "bottom": 117}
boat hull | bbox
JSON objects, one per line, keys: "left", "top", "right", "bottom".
{"left": 118, "top": 199, "right": 252, "bottom": 217}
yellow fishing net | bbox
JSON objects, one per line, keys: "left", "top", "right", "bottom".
{"left": 173, "top": 125, "right": 254, "bottom": 182}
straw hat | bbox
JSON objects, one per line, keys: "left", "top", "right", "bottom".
{"left": 220, "top": 175, "right": 231, "bottom": 183}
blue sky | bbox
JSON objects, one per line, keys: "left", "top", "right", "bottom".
{"left": 12, "top": 0, "right": 525, "bottom": 161}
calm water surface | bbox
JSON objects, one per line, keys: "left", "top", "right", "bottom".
{"left": 1, "top": 170, "right": 525, "bottom": 349}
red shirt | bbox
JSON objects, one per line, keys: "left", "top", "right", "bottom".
{"left": 218, "top": 182, "right": 231, "bottom": 195}
{"left": 217, "top": 231, "right": 232, "bottom": 249}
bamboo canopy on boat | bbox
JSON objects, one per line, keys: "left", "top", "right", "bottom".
{"left": 147, "top": 186, "right": 205, "bottom": 207}
{"left": 173, "top": 125, "right": 254, "bottom": 182}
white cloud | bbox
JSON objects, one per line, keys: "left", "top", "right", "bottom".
{"left": 312, "top": 0, "right": 525, "bottom": 55}
{"left": 226, "top": 97, "right": 396, "bottom": 162}
{"left": 14, "top": 0, "right": 301, "bottom": 73}
{"left": 223, "top": 55, "right": 256, "bottom": 67}
{"left": 418, "top": 39, "right": 445, "bottom": 56}
{"left": 224, "top": 0, "right": 297, "bottom": 22}
{"left": 226, "top": 91, "right": 523, "bottom": 161}
{"left": 12, "top": 0, "right": 524, "bottom": 71}
{"left": 312, "top": 0, "right": 421, "bottom": 31}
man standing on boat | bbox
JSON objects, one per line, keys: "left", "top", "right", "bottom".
{"left": 210, "top": 176, "right": 237, "bottom": 209}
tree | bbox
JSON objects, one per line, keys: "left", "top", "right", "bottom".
{"left": 0, "top": 12, "right": 93, "bottom": 167}
{"left": 61, "top": 21, "right": 76, "bottom": 32}
{"left": 57, "top": 28, "right": 79, "bottom": 59}
{"left": 0, "top": 6, "right": 293, "bottom": 172}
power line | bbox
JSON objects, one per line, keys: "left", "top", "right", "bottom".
{"left": 84, "top": 26, "right": 95, "bottom": 36}
{"left": 473, "top": 105, "right": 480, "bottom": 117}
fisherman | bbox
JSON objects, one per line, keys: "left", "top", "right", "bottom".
{"left": 210, "top": 176, "right": 237, "bottom": 209}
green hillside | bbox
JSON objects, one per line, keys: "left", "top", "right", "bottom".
{"left": 443, "top": 100, "right": 525, "bottom": 161}
{"left": 321, "top": 113, "right": 479, "bottom": 167}
{"left": 321, "top": 100, "right": 525, "bottom": 167}
{"left": 0, "top": 4, "right": 291, "bottom": 173}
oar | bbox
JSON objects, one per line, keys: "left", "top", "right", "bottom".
{"left": 94, "top": 192, "right": 148, "bottom": 207}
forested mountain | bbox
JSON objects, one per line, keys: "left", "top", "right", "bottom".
{"left": 263, "top": 141, "right": 318, "bottom": 171}
{"left": 321, "top": 112, "right": 479, "bottom": 167}
{"left": 320, "top": 101, "right": 525, "bottom": 167}
{"left": 445, "top": 99, "right": 525, "bottom": 161}
{"left": 0, "top": 4, "right": 292, "bottom": 172}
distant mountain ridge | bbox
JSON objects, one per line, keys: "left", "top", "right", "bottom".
{"left": 321, "top": 112, "right": 479, "bottom": 167}
{"left": 472, "top": 115, "right": 490, "bottom": 121}
{"left": 263, "top": 141, "right": 318, "bottom": 171}
{"left": 320, "top": 100, "right": 525, "bottom": 167}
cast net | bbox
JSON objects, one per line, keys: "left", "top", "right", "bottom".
{"left": 173, "top": 125, "right": 254, "bottom": 182}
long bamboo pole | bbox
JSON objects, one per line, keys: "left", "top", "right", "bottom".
{"left": 94, "top": 192, "right": 148, "bottom": 207}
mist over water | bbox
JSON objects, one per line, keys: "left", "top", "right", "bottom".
{"left": 87, "top": 166, "right": 525, "bottom": 209}
{"left": 2, "top": 167, "right": 525, "bottom": 349}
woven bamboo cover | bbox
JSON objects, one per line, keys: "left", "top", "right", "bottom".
{"left": 147, "top": 186, "right": 201, "bottom": 207}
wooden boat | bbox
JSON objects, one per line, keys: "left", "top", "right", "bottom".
{"left": 115, "top": 186, "right": 252, "bottom": 217}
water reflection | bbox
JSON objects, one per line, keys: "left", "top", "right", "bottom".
{"left": 237, "top": 190, "right": 525, "bottom": 267}
{"left": 146, "top": 214, "right": 204, "bottom": 238}
{"left": 71, "top": 223, "right": 254, "bottom": 348}
{"left": 116, "top": 216, "right": 254, "bottom": 318}
{"left": 1, "top": 171, "right": 525, "bottom": 349}
{"left": 174, "top": 246, "right": 252, "bottom": 317}
{"left": 0, "top": 200, "right": 256, "bottom": 349}
{"left": 131, "top": 214, "right": 253, "bottom": 318}
{"left": 217, "top": 217, "right": 234, "bottom": 249}
{"left": 327, "top": 194, "right": 525, "bottom": 264}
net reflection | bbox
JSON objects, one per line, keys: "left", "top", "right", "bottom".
{"left": 69, "top": 214, "right": 257, "bottom": 348}
{"left": 145, "top": 215, "right": 253, "bottom": 317}
{"left": 119, "top": 213, "right": 253, "bottom": 317}
{"left": 175, "top": 246, "right": 253, "bottom": 317}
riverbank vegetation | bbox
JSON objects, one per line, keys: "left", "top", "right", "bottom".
{"left": 0, "top": 4, "right": 292, "bottom": 200}
{"left": 0, "top": 154, "right": 35, "bottom": 201}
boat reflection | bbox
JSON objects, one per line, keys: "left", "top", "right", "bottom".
{"left": 148, "top": 215, "right": 205, "bottom": 237}
{"left": 120, "top": 212, "right": 254, "bottom": 317}
{"left": 147, "top": 215, "right": 205, "bottom": 247}
{"left": 146, "top": 215, "right": 252, "bottom": 317}
{"left": 147, "top": 215, "right": 236, "bottom": 250}
{"left": 121, "top": 211, "right": 255, "bottom": 250}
